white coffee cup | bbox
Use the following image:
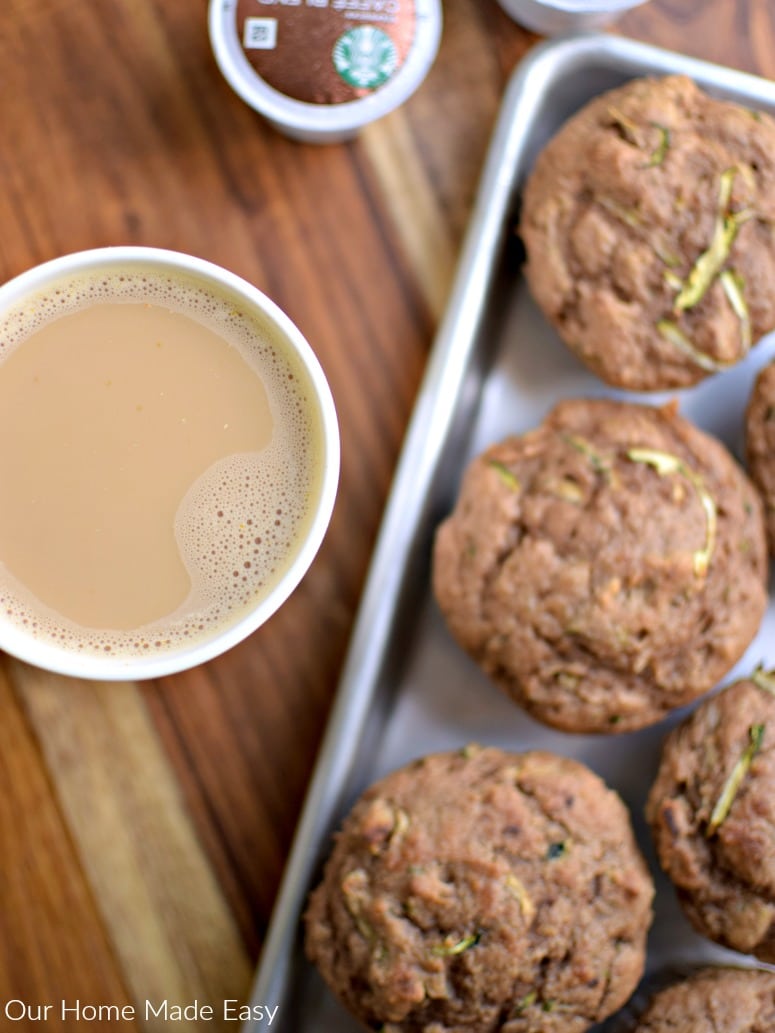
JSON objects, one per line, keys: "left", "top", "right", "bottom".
{"left": 0, "top": 247, "right": 340, "bottom": 680}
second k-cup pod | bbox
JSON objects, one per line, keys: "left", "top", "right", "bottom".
{"left": 208, "top": 0, "right": 442, "bottom": 144}
{"left": 495, "top": 0, "right": 650, "bottom": 34}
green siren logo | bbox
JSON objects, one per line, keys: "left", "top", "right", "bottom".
{"left": 332, "top": 26, "right": 398, "bottom": 90}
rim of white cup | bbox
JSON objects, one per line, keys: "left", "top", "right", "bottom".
{"left": 496, "top": 0, "right": 648, "bottom": 16}
{"left": 520, "top": 0, "right": 648, "bottom": 11}
{"left": 0, "top": 246, "right": 340, "bottom": 681}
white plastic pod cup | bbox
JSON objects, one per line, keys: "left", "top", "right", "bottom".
{"left": 208, "top": 0, "right": 442, "bottom": 144}
{"left": 495, "top": 0, "right": 651, "bottom": 34}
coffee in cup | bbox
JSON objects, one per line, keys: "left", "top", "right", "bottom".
{"left": 0, "top": 247, "right": 339, "bottom": 679}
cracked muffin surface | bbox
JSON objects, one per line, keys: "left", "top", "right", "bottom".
{"left": 634, "top": 967, "right": 775, "bottom": 1032}
{"left": 304, "top": 746, "right": 653, "bottom": 1033}
{"left": 647, "top": 677, "right": 775, "bottom": 962}
{"left": 520, "top": 74, "right": 775, "bottom": 391}
{"left": 432, "top": 398, "right": 767, "bottom": 734}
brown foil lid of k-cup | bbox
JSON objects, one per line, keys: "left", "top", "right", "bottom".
{"left": 208, "top": 0, "right": 442, "bottom": 143}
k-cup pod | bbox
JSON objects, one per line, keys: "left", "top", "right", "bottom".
{"left": 208, "top": 0, "right": 442, "bottom": 144}
{"left": 495, "top": 0, "right": 650, "bottom": 34}
{"left": 0, "top": 247, "right": 340, "bottom": 679}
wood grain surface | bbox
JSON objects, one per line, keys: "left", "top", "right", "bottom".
{"left": 0, "top": 1, "right": 773, "bottom": 1029}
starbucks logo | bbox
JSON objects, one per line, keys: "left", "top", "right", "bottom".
{"left": 332, "top": 26, "right": 397, "bottom": 90}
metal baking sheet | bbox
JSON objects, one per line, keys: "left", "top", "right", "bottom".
{"left": 246, "top": 33, "right": 775, "bottom": 1032}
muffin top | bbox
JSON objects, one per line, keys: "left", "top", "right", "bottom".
{"left": 634, "top": 967, "right": 775, "bottom": 1033}
{"left": 647, "top": 677, "right": 775, "bottom": 961}
{"left": 305, "top": 746, "right": 653, "bottom": 1033}
{"left": 520, "top": 75, "right": 775, "bottom": 390}
{"left": 433, "top": 398, "right": 767, "bottom": 733}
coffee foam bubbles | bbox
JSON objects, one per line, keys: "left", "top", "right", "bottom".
{"left": 0, "top": 265, "right": 322, "bottom": 658}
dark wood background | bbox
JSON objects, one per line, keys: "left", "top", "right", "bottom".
{"left": 0, "top": 1, "right": 773, "bottom": 1029}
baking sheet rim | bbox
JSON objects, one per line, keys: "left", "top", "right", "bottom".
{"left": 244, "top": 32, "right": 775, "bottom": 1031}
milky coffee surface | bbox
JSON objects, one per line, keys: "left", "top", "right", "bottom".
{"left": 0, "top": 267, "right": 322, "bottom": 657}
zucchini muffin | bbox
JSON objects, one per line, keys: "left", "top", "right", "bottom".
{"left": 305, "top": 746, "right": 654, "bottom": 1033}
{"left": 647, "top": 677, "right": 775, "bottom": 961}
{"left": 520, "top": 75, "right": 775, "bottom": 390}
{"left": 432, "top": 398, "right": 767, "bottom": 734}
{"left": 634, "top": 967, "right": 775, "bottom": 1032}
{"left": 745, "top": 359, "right": 775, "bottom": 554}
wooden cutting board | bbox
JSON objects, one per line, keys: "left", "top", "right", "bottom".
{"left": 0, "top": 0, "right": 773, "bottom": 1029}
